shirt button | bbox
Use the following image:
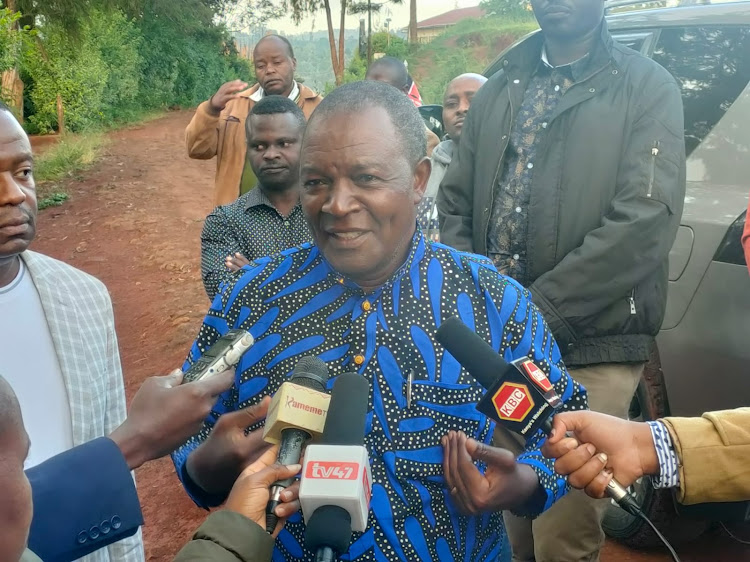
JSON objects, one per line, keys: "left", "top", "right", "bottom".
{"left": 513, "top": 79, "right": 520, "bottom": 84}
{"left": 513, "top": 254, "right": 520, "bottom": 260}
{"left": 527, "top": 162, "right": 534, "bottom": 169}
{"left": 89, "top": 526, "right": 100, "bottom": 540}
{"left": 554, "top": 85, "right": 560, "bottom": 92}
{"left": 111, "top": 516, "right": 122, "bottom": 530}
{"left": 362, "top": 300, "right": 372, "bottom": 312}
{"left": 354, "top": 355, "right": 365, "bottom": 366}
{"left": 338, "top": 278, "right": 345, "bottom": 284}
{"left": 541, "top": 122, "right": 548, "bottom": 129}
{"left": 515, "top": 207, "right": 522, "bottom": 213}
{"left": 77, "top": 531, "right": 88, "bottom": 544}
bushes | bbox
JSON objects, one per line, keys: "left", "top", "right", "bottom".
{"left": 8, "top": 5, "right": 251, "bottom": 134}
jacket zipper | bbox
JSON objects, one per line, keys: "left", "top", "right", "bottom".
{"left": 647, "top": 141, "right": 660, "bottom": 198}
{"left": 629, "top": 288, "right": 637, "bottom": 315}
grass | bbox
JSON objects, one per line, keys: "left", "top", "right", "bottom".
{"left": 408, "top": 15, "right": 539, "bottom": 105}
{"left": 32, "top": 109, "right": 165, "bottom": 209}
{"left": 35, "top": 133, "right": 108, "bottom": 208}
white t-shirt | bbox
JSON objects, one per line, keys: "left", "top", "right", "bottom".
{"left": 0, "top": 259, "right": 74, "bottom": 469}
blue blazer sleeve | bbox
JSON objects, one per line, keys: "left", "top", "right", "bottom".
{"left": 26, "top": 437, "right": 144, "bottom": 562}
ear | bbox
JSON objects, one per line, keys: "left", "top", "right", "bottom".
{"left": 412, "top": 157, "right": 432, "bottom": 204}
{"left": 292, "top": 57, "right": 298, "bottom": 72}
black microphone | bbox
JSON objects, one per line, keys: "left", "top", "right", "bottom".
{"left": 435, "top": 316, "right": 642, "bottom": 517}
{"left": 302, "top": 372, "right": 371, "bottom": 562}
{"left": 265, "top": 356, "right": 331, "bottom": 532}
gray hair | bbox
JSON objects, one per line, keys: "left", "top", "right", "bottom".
{"left": 306, "top": 80, "right": 426, "bottom": 167}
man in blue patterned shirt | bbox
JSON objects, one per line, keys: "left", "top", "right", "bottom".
{"left": 172, "top": 81, "right": 587, "bottom": 561}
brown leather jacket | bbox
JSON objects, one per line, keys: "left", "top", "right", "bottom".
{"left": 186, "top": 83, "right": 322, "bottom": 206}
{"left": 662, "top": 407, "right": 750, "bottom": 505}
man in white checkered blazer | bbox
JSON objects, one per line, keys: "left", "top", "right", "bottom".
{"left": 0, "top": 104, "right": 144, "bottom": 560}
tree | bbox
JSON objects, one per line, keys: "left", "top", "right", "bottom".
{"left": 408, "top": 0, "right": 416, "bottom": 44}
{"left": 287, "top": 0, "right": 348, "bottom": 86}
{"left": 348, "top": 0, "right": 404, "bottom": 64}
{"left": 480, "top": 0, "right": 532, "bottom": 18}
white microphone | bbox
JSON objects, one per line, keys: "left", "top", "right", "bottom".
{"left": 301, "top": 372, "right": 372, "bottom": 561}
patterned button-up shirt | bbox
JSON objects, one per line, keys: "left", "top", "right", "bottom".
{"left": 200, "top": 187, "right": 312, "bottom": 300}
{"left": 173, "top": 230, "right": 587, "bottom": 562}
{"left": 487, "top": 50, "right": 590, "bottom": 285}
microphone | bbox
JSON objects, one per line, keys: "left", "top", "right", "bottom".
{"left": 301, "top": 372, "right": 371, "bottom": 562}
{"left": 435, "top": 316, "right": 642, "bottom": 517}
{"left": 264, "top": 356, "right": 331, "bottom": 532}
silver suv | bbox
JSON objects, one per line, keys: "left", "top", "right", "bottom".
{"left": 480, "top": 0, "right": 750, "bottom": 549}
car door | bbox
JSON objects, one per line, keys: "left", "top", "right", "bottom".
{"left": 635, "top": 24, "right": 750, "bottom": 416}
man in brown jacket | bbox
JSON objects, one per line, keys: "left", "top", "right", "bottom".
{"left": 186, "top": 34, "right": 322, "bottom": 206}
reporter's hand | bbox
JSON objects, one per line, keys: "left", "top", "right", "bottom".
{"left": 208, "top": 80, "right": 249, "bottom": 115}
{"left": 225, "top": 252, "right": 250, "bottom": 272}
{"left": 186, "top": 396, "right": 274, "bottom": 496}
{"left": 441, "top": 431, "right": 540, "bottom": 515}
{"left": 541, "top": 411, "right": 659, "bottom": 499}
{"left": 110, "top": 369, "right": 234, "bottom": 469}
{"left": 225, "top": 446, "right": 301, "bottom": 537}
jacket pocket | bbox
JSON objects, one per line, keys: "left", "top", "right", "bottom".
{"left": 642, "top": 138, "right": 681, "bottom": 215}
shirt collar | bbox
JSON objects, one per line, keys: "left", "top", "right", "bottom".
{"left": 324, "top": 228, "right": 427, "bottom": 295}
{"left": 541, "top": 45, "right": 591, "bottom": 82}
{"left": 243, "top": 187, "right": 301, "bottom": 215}
{"left": 249, "top": 81, "right": 300, "bottom": 103}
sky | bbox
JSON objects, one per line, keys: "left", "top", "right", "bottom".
{"left": 268, "top": 0, "right": 481, "bottom": 35}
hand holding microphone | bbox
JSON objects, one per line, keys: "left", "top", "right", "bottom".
{"left": 541, "top": 411, "right": 660, "bottom": 499}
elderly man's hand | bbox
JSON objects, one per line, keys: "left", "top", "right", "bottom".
{"left": 541, "top": 411, "right": 659, "bottom": 499}
{"left": 109, "top": 369, "right": 234, "bottom": 470}
{"left": 225, "top": 446, "right": 301, "bottom": 537}
{"left": 441, "top": 431, "right": 540, "bottom": 515}
{"left": 225, "top": 252, "right": 251, "bottom": 272}
{"left": 186, "top": 396, "right": 274, "bottom": 497}
{"left": 208, "top": 80, "right": 249, "bottom": 115}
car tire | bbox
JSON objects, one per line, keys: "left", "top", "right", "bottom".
{"left": 602, "top": 348, "right": 710, "bottom": 549}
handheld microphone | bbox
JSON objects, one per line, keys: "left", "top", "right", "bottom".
{"left": 435, "top": 316, "right": 641, "bottom": 517}
{"left": 264, "top": 356, "right": 331, "bottom": 531}
{"left": 301, "top": 372, "right": 371, "bottom": 562}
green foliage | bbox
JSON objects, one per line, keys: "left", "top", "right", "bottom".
{"left": 34, "top": 133, "right": 106, "bottom": 183}
{"left": 5, "top": 1, "right": 252, "bottom": 133}
{"left": 408, "top": 16, "right": 537, "bottom": 104}
{"left": 480, "top": 0, "right": 534, "bottom": 18}
{"left": 38, "top": 192, "right": 70, "bottom": 210}
{"left": 371, "top": 31, "right": 408, "bottom": 60}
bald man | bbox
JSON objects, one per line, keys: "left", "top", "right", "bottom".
{"left": 419, "top": 73, "right": 487, "bottom": 241}
{"left": 366, "top": 57, "right": 439, "bottom": 157}
{"left": 186, "top": 34, "right": 323, "bottom": 206}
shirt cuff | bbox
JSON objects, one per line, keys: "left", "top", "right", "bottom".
{"left": 647, "top": 420, "right": 680, "bottom": 489}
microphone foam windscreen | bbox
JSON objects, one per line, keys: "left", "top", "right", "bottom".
{"left": 291, "top": 356, "right": 330, "bottom": 392}
{"left": 435, "top": 317, "right": 513, "bottom": 390}
{"left": 322, "top": 372, "right": 369, "bottom": 446}
{"left": 305, "top": 505, "right": 353, "bottom": 555}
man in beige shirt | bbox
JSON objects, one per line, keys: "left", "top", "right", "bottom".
{"left": 186, "top": 34, "right": 322, "bottom": 206}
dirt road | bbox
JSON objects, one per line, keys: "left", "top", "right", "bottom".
{"left": 30, "top": 111, "right": 748, "bottom": 561}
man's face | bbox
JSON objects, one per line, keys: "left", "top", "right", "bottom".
{"left": 301, "top": 106, "right": 430, "bottom": 288}
{"left": 247, "top": 113, "right": 304, "bottom": 192}
{"left": 442, "top": 76, "right": 486, "bottom": 143}
{"left": 0, "top": 110, "right": 36, "bottom": 265}
{"left": 0, "top": 386, "right": 32, "bottom": 562}
{"left": 254, "top": 38, "right": 297, "bottom": 96}
{"left": 530, "top": 0, "right": 604, "bottom": 41}
{"left": 365, "top": 67, "right": 407, "bottom": 93}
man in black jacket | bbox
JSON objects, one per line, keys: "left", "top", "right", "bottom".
{"left": 437, "top": 0, "right": 686, "bottom": 559}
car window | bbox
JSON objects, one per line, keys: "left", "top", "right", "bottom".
{"left": 652, "top": 26, "right": 750, "bottom": 157}
{"left": 612, "top": 32, "right": 652, "bottom": 53}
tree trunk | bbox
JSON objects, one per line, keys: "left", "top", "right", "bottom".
{"left": 367, "top": 0, "right": 372, "bottom": 64}
{"left": 409, "top": 0, "right": 417, "bottom": 44}
{"left": 323, "top": 0, "right": 342, "bottom": 86}
{"left": 337, "top": 0, "right": 347, "bottom": 84}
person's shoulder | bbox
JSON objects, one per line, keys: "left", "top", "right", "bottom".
{"left": 430, "top": 242, "right": 495, "bottom": 272}
{"left": 23, "top": 251, "right": 107, "bottom": 293}
{"left": 611, "top": 40, "right": 679, "bottom": 90}
{"left": 300, "top": 83, "right": 322, "bottom": 102}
